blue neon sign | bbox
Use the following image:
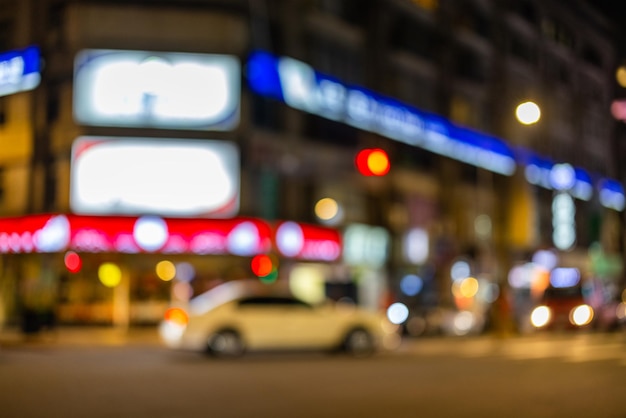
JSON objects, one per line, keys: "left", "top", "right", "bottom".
{"left": 246, "top": 51, "right": 516, "bottom": 175}
{"left": 0, "top": 46, "right": 41, "bottom": 97}
{"left": 598, "top": 178, "right": 625, "bottom": 211}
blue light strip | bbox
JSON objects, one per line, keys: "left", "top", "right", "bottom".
{"left": 598, "top": 178, "right": 625, "bottom": 211}
{"left": 0, "top": 45, "right": 41, "bottom": 97}
{"left": 246, "top": 51, "right": 516, "bottom": 175}
{"left": 246, "top": 50, "right": 625, "bottom": 209}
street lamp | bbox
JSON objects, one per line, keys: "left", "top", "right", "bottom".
{"left": 515, "top": 101, "right": 541, "bottom": 125}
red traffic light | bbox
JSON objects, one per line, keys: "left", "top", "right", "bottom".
{"left": 355, "top": 148, "right": 390, "bottom": 176}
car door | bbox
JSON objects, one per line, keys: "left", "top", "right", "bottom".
{"left": 277, "top": 298, "right": 340, "bottom": 349}
{"left": 235, "top": 296, "right": 294, "bottom": 349}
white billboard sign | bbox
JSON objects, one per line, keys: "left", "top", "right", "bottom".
{"left": 73, "top": 50, "right": 240, "bottom": 130}
{"left": 70, "top": 137, "right": 240, "bottom": 217}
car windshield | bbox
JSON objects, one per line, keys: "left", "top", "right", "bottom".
{"left": 237, "top": 296, "right": 313, "bottom": 308}
{"left": 188, "top": 279, "right": 291, "bottom": 315}
{"left": 543, "top": 285, "right": 583, "bottom": 300}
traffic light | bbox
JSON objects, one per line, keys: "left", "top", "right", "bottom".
{"left": 355, "top": 148, "right": 390, "bottom": 176}
{"left": 251, "top": 254, "right": 278, "bottom": 283}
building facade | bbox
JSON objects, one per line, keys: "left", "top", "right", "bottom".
{"left": 0, "top": 0, "right": 623, "bottom": 333}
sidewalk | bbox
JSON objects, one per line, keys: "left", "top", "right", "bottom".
{"left": 0, "top": 325, "right": 162, "bottom": 348}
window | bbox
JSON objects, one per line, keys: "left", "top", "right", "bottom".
{"left": 508, "top": 33, "right": 535, "bottom": 64}
{"left": 545, "top": 57, "right": 570, "bottom": 86}
{"left": 238, "top": 296, "right": 311, "bottom": 308}
{"left": 0, "top": 19, "right": 12, "bottom": 51}
{"left": 386, "top": 69, "right": 437, "bottom": 113}
{"left": 303, "top": 113, "right": 359, "bottom": 147}
{"left": 452, "top": 3, "right": 491, "bottom": 39}
{"left": 454, "top": 47, "right": 488, "bottom": 83}
{"left": 581, "top": 45, "right": 603, "bottom": 69}
{"left": 318, "top": 0, "right": 372, "bottom": 28}
{"left": 306, "top": 35, "right": 364, "bottom": 85}
{"left": 389, "top": 16, "right": 439, "bottom": 62}
{"left": 251, "top": 95, "right": 284, "bottom": 131}
{"left": 541, "top": 18, "right": 573, "bottom": 49}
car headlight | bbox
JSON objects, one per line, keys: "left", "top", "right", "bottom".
{"left": 159, "top": 307, "right": 189, "bottom": 345}
{"left": 530, "top": 305, "right": 551, "bottom": 328}
{"left": 569, "top": 304, "right": 593, "bottom": 326}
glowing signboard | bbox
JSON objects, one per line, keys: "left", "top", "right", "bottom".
{"left": 598, "top": 178, "right": 626, "bottom": 211}
{"left": 246, "top": 51, "right": 516, "bottom": 175}
{"left": 0, "top": 214, "right": 272, "bottom": 255}
{"left": 0, "top": 45, "right": 41, "bottom": 97}
{"left": 552, "top": 192, "right": 576, "bottom": 251}
{"left": 519, "top": 149, "right": 593, "bottom": 201}
{"left": 73, "top": 49, "right": 240, "bottom": 130}
{"left": 275, "top": 221, "right": 342, "bottom": 261}
{"left": 343, "top": 224, "right": 390, "bottom": 268}
{"left": 70, "top": 136, "right": 240, "bottom": 217}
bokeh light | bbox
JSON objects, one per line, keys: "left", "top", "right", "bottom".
{"left": 453, "top": 311, "right": 475, "bottom": 335}
{"left": 315, "top": 197, "right": 343, "bottom": 224}
{"left": 387, "top": 302, "right": 409, "bottom": 325}
{"left": 98, "top": 262, "right": 122, "bottom": 288}
{"left": 156, "top": 260, "right": 176, "bottom": 281}
{"left": 356, "top": 148, "right": 390, "bottom": 176}
{"left": 175, "top": 262, "right": 195, "bottom": 282}
{"left": 515, "top": 101, "right": 541, "bottom": 125}
{"left": 251, "top": 254, "right": 274, "bottom": 277}
{"left": 164, "top": 307, "right": 188, "bottom": 326}
{"left": 530, "top": 305, "right": 551, "bottom": 328}
{"left": 400, "top": 274, "right": 424, "bottom": 296}
{"left": 459, "top": 277, "right": 479, "bottom": 298}
{"left": 64, "top": 251, "right": 82, "bottom": 273}
{"left": 570, "top": 305, "right": 593, "bottom": 326}
{"left": 172, "top": 281, "right": 194, "bottom": 302}
{"left": 289, "top": 265, "right": 326, "bottom": 305}
{"left": 450, "top": 260, "right": 471, "bottom": 281}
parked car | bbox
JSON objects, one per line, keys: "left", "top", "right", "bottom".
{"left": 529, "top": 283, "right": 594, "bottom": 331}
{"left": 159, "top": 279, "right": 398, "bottom": 357}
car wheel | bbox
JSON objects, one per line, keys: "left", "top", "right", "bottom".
{"left": 343, "top": 328, "right": 375, "bottom": 357}
{"left": 207, "top": 330, "right": 245, "bottom": 358}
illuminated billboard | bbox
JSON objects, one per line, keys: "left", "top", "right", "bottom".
{"left": 70, "top": 137, "right": 240, "bottom": 217}
{"left": 0, "top": 45, "right": 41, "bottom": 97}
{"left": 73, "top": 49, "right": 240, "bottom": 130}
{"left": 0, "top": 214, "right": 271, "bottom": 255}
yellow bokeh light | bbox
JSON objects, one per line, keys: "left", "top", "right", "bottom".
{"left": 98, "top": 262, "right": 122, "bottom": 288}
{"left": 459, "top": 277, "right": 479, "bottom": 298}
{"left": 156, "top": 260, "right": 176, "bottom": 281}
{"left": 315, "top": 198, "right": 339, "bottom": 221}
{"left": 367, "top": 150, "right": 390, "bottom": 175}
{"left": 515, "top": 101, "right": 541, "bottom": 125}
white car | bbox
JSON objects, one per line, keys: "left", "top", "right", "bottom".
{"left": 159, "top": 279, "right": 399, "bottom": 357}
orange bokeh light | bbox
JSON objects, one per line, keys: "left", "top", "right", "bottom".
{"left": 164, "top": 307, "right": 188, "bottom": 326}
{"left": 251, "top": 254, "right": 274, "bottom": 277}
{"left": 355, "top": 148, "right": 390, "bottom": 176}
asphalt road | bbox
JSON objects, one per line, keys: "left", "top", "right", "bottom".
{"left": 1, "top": 331, "right": 625, "bottom": 418}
